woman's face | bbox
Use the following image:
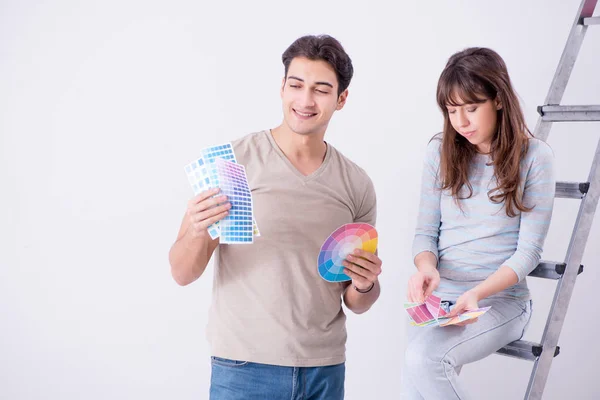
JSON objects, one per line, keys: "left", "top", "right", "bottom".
{"left": 446, "top": 93, "right": 502, "bottom": 153}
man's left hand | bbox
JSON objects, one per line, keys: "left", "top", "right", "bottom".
{"left": 343, "top": 249, "right": 382, "bottom": 291}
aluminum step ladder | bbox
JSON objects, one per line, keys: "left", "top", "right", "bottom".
{"left": 494, "top": 0, "right": 600, "bottom": 398}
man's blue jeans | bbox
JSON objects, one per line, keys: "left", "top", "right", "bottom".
{"left": 209, "top": 357, "right": 345, "bottom": 400}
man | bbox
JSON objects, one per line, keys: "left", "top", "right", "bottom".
{"left": 169, "top": 34, "right": 382, "bottom": 399}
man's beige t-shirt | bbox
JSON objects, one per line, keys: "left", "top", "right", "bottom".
{"left": 207, "top": 130, "right": 377, "bottom": 367}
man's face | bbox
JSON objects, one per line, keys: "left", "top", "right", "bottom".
{"left": 280, "top": 57, "right": 347, "bottom": 137}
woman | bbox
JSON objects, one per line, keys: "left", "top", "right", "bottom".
{"left": 401, "top": 47, "right": 555, "bottom": 399}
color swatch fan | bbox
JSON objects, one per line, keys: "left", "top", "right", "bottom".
{"left": 318, "top": 223, "right": 378, "bottom": 282}
{"left": 214, "top": 158, "right": 254, "bottom": 244}
{"left": 184, "top": 142, "right": 260, "bottom": 240}
{"left": 404, "top": 294, "right": 492, "bottom": 327}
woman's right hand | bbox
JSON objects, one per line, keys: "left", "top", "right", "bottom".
{"left": 407, "top": 265, "right": 440, "bottom": 303}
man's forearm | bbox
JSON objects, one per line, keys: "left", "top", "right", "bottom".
{"left": 169, "top": 231, "right": 212, "bottom": 286}
{"left": 343, "top": 280, "right": 381, "bottom": 314}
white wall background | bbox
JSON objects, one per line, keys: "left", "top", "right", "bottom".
{"left": 1, "top": 0, "right": 599, "bottom": 399}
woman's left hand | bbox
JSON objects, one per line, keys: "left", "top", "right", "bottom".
{"left": 445, "top": 290, "right": 480, "bottom": 326}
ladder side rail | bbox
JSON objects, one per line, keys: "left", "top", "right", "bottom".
{"left": 533, "top": 0, "right": 598, "bottom": 141}
{"left": 525, "top": 139, "right": 600, "bottom": 399}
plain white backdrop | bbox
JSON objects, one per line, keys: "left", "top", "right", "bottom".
{"left": 1, "top": 0, "right": 599, "bottom": 399}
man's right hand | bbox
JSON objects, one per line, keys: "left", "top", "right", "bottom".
{"left": 407, "top": 265, "right": 440, "bottom": 304}
{"left": 187, "top": 188, "right": 231, "bottom": 237}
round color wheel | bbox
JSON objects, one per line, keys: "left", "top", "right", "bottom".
{"left": 317, "top": 223, "right": 378, "bottom": 282}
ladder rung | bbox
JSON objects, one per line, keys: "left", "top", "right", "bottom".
{"left": 529, "top": 261, "right": 564, "bottom": 279}
{"left": 529, "top": 261, "right": 584, "bottom": 279}
{"left": 583, "top": 16, "right": 600, "bottom": 25}
{"left": 555, "top": 181, "right": 590, "bottom": 199}
{"left": 497, "top": 340, "right": 560, "bottom": 361}
{"left": 537, "top": 105, "right": 600, "bottom": 121}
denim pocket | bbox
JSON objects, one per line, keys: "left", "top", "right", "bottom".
{"left": 211, "top": 356, "right": 249, "bottom": 367}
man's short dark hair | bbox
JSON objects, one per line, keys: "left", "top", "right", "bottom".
{"left": 282, "top": 35, "right": 353, "bottom": 96}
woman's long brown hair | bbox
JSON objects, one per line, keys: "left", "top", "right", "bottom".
{"left": 436, "top": 47, "right": 532, "bottom": 217}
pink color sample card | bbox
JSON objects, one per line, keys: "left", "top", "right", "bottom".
{"left": 404, "top": 295, "right": 491, "bottom": 327}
